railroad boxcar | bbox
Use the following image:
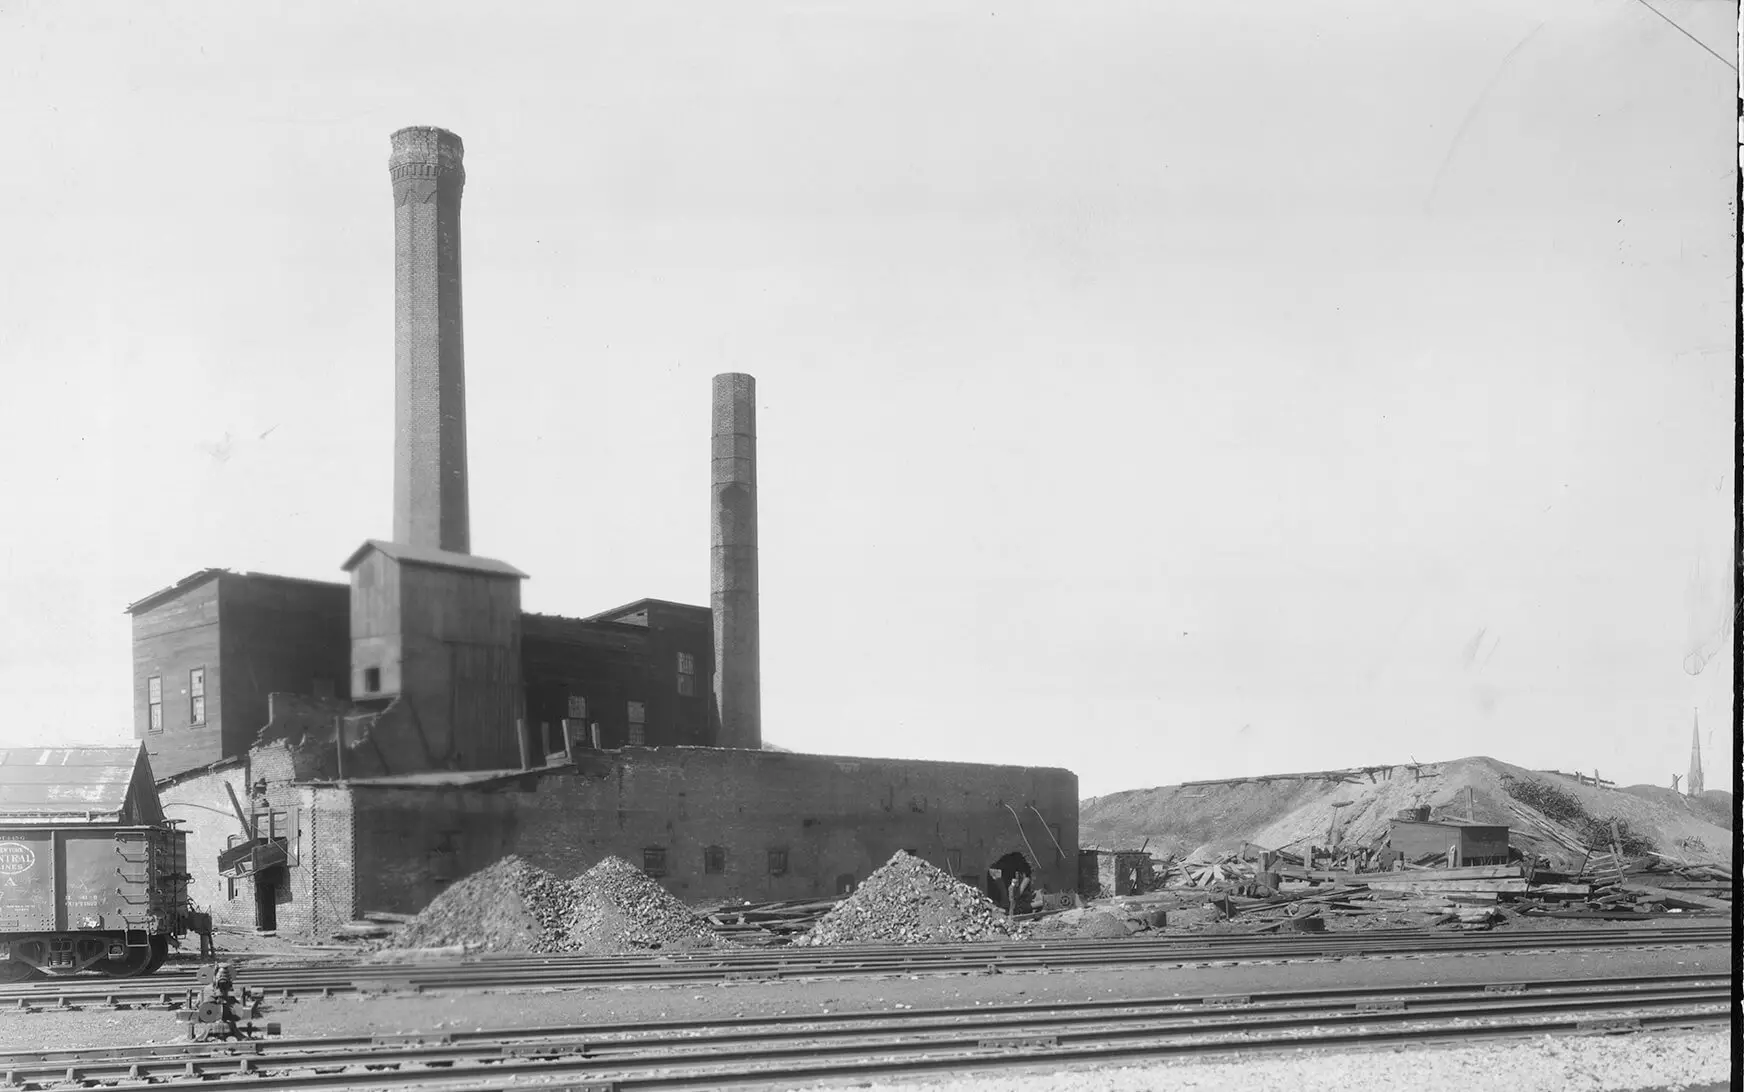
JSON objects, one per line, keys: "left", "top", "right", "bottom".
{"left": 0, "top": 746, "right": 191, "bottom": 981}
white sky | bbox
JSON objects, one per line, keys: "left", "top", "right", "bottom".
{"left": 0, "top": 1, "right": 1734, "bottom": 797}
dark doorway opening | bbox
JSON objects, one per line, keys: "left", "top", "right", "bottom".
{"left": 254, "top": 867, "right": 284, "bottom": 933}
{"left": 987, "top": 851, "right": 1033, "bottom": 911}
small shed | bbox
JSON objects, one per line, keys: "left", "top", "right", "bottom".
{"left": 1388, "top": 819, "right": 1510, "bottom": 866}
{"left": 0, "top": 745, "right": 165, "bottom": 825}
{"left": 1078, "top": 848, "right": 1155, "bottom": 897}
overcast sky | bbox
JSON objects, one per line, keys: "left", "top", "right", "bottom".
{"left": 0, "top": 0, "right": 1734, "bottom": 797}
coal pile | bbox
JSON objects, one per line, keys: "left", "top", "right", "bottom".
{"left": 795, "top": 851, "right": 1013, "bottom": 946}
{"left": 387, "top": 856, "right": 575, "bottom": 954}
{"left": 558, "top": 856, "right": 720, "bottom": 954}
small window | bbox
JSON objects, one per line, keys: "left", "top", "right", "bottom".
{"left": 704, "top": 845, "right": 726, "bottom": 875}
{"left": 677, "top": 651, "right": 696, "bottom": 676}
{"left": 188, "top": 668, "right": 206, "bottom": 725}
{"left": 147, "top": 676, "right": 163, "bottom": 733}
{"left": 677, "top": 675, "right": 695, "bottom": 697}
{"left": 627, "top": 701, "right": 646, "bottom": 746}
{"left": 642, "top": 846, "right": 667, "bottom": 877}
{"left": 363, "top": 667, "right": 381, "bottom": 693}
{"left": 676, "top": 652, "right": 696, "bottom": 697}
{"left": 567, "top": 695, "right": 587, "bottom": 719}
{"left": 767, "top": 848, "right": 788, "bottom": 877}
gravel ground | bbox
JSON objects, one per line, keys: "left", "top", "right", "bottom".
{"left": 0, "top": 941, "right": 1724, "bottom": 1052}
{"left": 782, "top": 1030, "right": 1731, "bottom": 1092}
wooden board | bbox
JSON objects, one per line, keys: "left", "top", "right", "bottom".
{"left": 1365, "top": 879, "right": 1529, "bottom": 894}
{"left": 1619, "top": 883, "right": 1732, "bottom": 911}
{"left": 1526, "top": 883, "right": 1591, "bottom": 896}
{"left": 1387, "top": 865, "right": 1523, "bottom": 881}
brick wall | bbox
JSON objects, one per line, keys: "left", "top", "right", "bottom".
{"left": 338, "top": 747, "right": 1079, "bottom": 934}
{"left": 304, "top": 785, "right": 356, "bottom": 933}
{"left": 157, "top": 762, "right": 251, "bottom": 928}
{"left": 251, "top": 742, "right": 319, "bottom": 934}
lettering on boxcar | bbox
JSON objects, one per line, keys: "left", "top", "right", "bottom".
{"left": 0, "top": 842, "right": 36, "bottom": 876}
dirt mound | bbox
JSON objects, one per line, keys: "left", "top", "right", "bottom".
{"left": 558, "top": 856, "right": 720, "bottom": 954}
{"left": 795, "top": 851, "right": 1013, "bottom": 946}
{"left": 1083, "top": 756, "right": 1733, "bottom": 870}
{"left": 388, "top": 856, "right": 574, "bottom": 954}
{"left": 1620, "top": 785, "right": 1733, "bottom": 832}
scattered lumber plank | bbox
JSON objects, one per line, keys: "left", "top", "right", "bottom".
{"left": 1389, "top": 865, "right": 1522, "bottom": 881}
{"left": 1618, "top": 884, "right": 1731, "bottom": 911}
{"left": 1365, "top": 879, "right": 1528, "bottom": 894}
{"left": 1527, "top": 883, "right": 1591, "bottom": 897}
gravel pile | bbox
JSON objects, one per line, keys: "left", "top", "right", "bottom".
{"left": 557, "top": 856, "right": 720, "bottom": 954}
{"left": 795, "top": 851, "right": 1013, "bottom": 946}
{"left": 388, "top": 856, "right": 575, "bottom": 954}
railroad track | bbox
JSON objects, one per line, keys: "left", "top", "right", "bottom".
{"left": 0, "top": 972, "right": 1726, "bottom": 1091}
{"left": 1, "top": 923, "right": 1727, "bottom": 1011}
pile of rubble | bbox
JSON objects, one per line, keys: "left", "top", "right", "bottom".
{"left": 386, "top": 855, "right": 721, "bottom": 955}
{"left": 560, "top": 856, "right": 720, "bottom": 954}
{"left": 1049, "top": 846, "right": 1735, "bottom": 937}
{"left": 387, "top": 856, "right": 577, "bottom": 953}
{"left": 795, "top": 851, "right": 1014, "bottom": 946}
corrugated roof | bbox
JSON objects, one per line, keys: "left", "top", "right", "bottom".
{"left": 0, "top": 746, "right": 162, "bottom": 822}
{"left": 341, "top": 540, "right": 528, "bottom": 579}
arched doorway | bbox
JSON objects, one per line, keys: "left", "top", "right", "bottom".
{"left": 985, "top": 851, "right": 1033, "bottom": 911}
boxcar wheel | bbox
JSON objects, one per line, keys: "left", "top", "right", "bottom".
{"left": 0, "top": 961, "right": 39, "bottom": 984}
{"left": 142, "top": 936, "right": 169, "bottom": 975}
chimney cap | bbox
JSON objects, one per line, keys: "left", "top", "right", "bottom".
{"left": 389, "top": 127, "right": 465, "bottom": 175}
{"left": 391, "top": 125, "right": 464, "bottom": 145}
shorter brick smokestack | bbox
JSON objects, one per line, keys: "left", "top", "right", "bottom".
{"left": 711, "top": 374, "right": 761, "bottom": 749}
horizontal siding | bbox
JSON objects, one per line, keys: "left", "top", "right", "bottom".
{"left": 132, "top": 583, "right": 224, "bottom": 778}
{"left": 220, "top": 575, "right": 351, "bottom": 758}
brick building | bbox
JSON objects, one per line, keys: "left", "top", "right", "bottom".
{"left": 161, "top": 743, "right": 1078, "bottom": 936}
{"left": 116, "top": 125, "right": 1082, "bottom": 937}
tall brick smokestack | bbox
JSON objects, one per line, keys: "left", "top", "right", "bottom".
{"left": 711, "top": 373, "right": 761, "bottom": 749}
{"left": 389, "top": 126, "right": 470, "bottom": 554}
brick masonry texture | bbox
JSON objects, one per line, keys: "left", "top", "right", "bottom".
{"left": 160, "top": 736, "right": 1078, "bottom": 937}
{"left": 342, "top": 747, "right": 1078, "bottom": 936}
{"left": 710, "top": 373, "right": 760, "bottom": 750}
{"left": 157, "top": 762, "right": 251, "bottom": 928}
{"left": 391, "top": 126, "right": 470, "bottom": 554}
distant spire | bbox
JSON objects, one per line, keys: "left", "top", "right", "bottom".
{"left": 1686, "top": 710, "right": 1703, "bottom": 796}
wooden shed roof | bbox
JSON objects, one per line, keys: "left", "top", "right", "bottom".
{"left": 341, "top": 540, "right": 528, "bottom": 579}
{"left": 0, "top": 745, "right": 164, "bottom": 824}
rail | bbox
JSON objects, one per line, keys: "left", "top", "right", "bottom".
{"left": 0, "top": 973, "right": 1725, "bottom": 1091}
{"left": 0, "top": 923, "right": 1728, "bottom": 1011}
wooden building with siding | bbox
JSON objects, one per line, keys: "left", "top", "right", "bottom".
{"left": 343, "top": 540, "right": 528, "bottom": 774}
{"left": 127, "top": 571, "right": 350, "bottom": 778}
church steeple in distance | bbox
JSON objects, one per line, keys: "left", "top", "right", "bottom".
{"left": 1685, "top": 710, "right": 1703, "bottom": 796}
